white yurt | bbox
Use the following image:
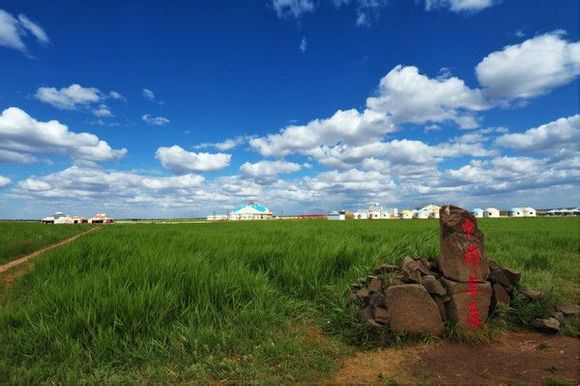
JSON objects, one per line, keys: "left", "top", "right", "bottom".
{"left": 415, "top": 210, "right": 430, "bottom": 219}
{"left": 509, "top": 207, "right": 524, "bottom": 217}
{"left": 470, "top": 208, "right": 484, "bottom": 218}
{"left": 484, "top": 208, "right": 500, "bottom": 218}
{"left": 522, "top": 207, "right": 537, "bottom": 217}
{"left": 400, "top": 209, "right": 416, "bottom": 219}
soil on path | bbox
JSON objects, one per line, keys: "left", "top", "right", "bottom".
{"left": 332, "top": 331, "right": 579, "bottom": 384}
{"left": 0, "top": 227, "right": 100, "bottom": 274}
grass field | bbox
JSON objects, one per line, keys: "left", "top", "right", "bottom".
{"left": 0, "top": 222, "right": 93, "bottom": 265}
{"left": 0, "top": 218, "right": 578, "bottom": 383}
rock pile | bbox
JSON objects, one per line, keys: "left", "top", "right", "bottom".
{"left": 348, "top": 204, "right": 563, "bottom": 336}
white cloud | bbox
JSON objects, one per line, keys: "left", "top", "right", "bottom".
{"left": 299, "top": 37, "right": 307, "bottom": 53}
{"left": 425, "top": 0, "right": 496, "bottom": 12}
{"left": 35, "top": 84, "right": 101, "bottom": 110}
{"left": 0, "top": 107, "right": 127, "bottom": 162}
{"left": 93, "top": 104, "right": 112, "bottom": 117}
{"left": 305, "top": 168, "right": 396, "bottom": 193}
{"left": 156, "top": 145, "right": 231, "bottom": 174}
{"left": 367, "top": 65, "right": 487, "bottom": 128}
{"left": 271, "top": 0, "right": 315, "bottom": 18}
{"left": 0, "top": 176, "right": 10, "bottom": 187}
{"left": 476, "top": 31, "right": 580, "bottom": 101}
{"left": 495, "top": 115, "right": 580, "bottom": 153}
{"left": 250, "top": 108, "right": 390, "bottom": 157}
{"left": 109, "top": 91, "right": 125, "bottom": 100}
{"left": 0, "top": 9, "right": 48, "bottom": 52}
{"left": 194, "top": 136, "right": 248, "bottom": 151}
{"left": 142, "top": 114, "right": 170, "bottom": 126}
{"left": 240, "top": 160, "right": 302, "bottom": 179}
{"left": 142, "top": 88, "right": 155, "bottom": 101}
{"left": 0, "top": 149, "right": 37, "bottom": 164}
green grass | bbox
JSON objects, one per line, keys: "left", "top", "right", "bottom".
{"left": 0, "top": 217, "right": 577, "bottom": 383}
{"left": 0, "top": 222, "right": 93, "bottom": 265}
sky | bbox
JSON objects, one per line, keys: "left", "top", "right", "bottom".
{"left": 0, "top": 0, "right": 578, "bottom": 219}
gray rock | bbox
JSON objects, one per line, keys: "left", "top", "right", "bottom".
{"left": 557, "top": 304, "right": 580, "bottom": 316}
{"left": 438, "top": 205, "right": 490, "bottom": 283}
{"left": 521, "top": 289, "right": 543, "bottom": 301}
{"left": 422, "top": 275, "right": 447, "bottom": 296}
{"left": 373, "top": 306, "right": 390, "bottom": 324}
{"left": 386, "top": 284, "right": 444, "bottom": 336}
{"left": 369, "top": 291, "right": 386, "bottom": 308}
{"left": 532, "top": 317, "right": 560, "bottom": 333}
{"left": 432, "top": 295, "right": 448, "bottom": 321}
{"left": 358, "top": 306, "right": 373, "bottom": 321}
{"left": 493, "top": 283, "right": 511, "bottom": 306}
{"left": 368, "top": 276, "right": 383, "bottom": 292}
{"left": 356, "top": 287, "right": 370, "bottom": 299}
{"left": 443, "top": 278, "right": 492, "bottom": 328}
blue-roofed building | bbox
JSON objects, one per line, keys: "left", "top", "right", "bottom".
{"left": 228, "top": 202, "right": 272, "bottom": 221}
{"left": 471, "top": 208, "right": 484, "bottom": 218}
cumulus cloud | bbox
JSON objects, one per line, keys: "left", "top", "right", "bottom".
{"left": 0, "top": 107, "right": 127, "bottom": 162}
{"left": 35, "top": 83, "right": 123, "bottom": 118}
{"left": 142, "top": 114, "right": 170, "bottom": 126}
{"left": 367, "top": 65, "right": 487, "bottom": 128}
{"left": 0, "top": 149, "right": 37, "bottom": 164}
{"left": 0, "top": 9, "right": 48, "bottom": 52}
{"left": 0, "top": 176, "right": 10, "bottom": 187}
{"left": 240, "top": 160, "right": 302, "bottom": 179}
{"left": 271, "top": 0, "right": 315, "bottom": 18}
{"left": 156, "top": 145, "right": 231, "bottom": 174}
{"left": 36, "top": 84, "right": 101, "bottom": 109}
{"left": 476, "top": 31, "right": 580, "bottom": 101}
{"left": 495, "top": 115, "right": 580, "bottom": 153}
{"left": 425, "top": 0, "right": 496, "bottom": 12}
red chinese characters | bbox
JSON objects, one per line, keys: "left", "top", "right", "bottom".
{"left": 463, "top": 217, "right": 481, "bottom": 328}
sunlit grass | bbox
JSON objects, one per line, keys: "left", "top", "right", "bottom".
{"left": 0, "top": 217, "right": 577, "bottom": 382}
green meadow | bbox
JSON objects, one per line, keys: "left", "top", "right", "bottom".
{"left": 0, "top": 222, "right": 93, "bottom": 265}
{"left": 0, "top": 218, "right": 578, "bottom": 383}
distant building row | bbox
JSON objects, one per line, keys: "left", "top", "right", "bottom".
{"left": 41, "top": 212, "right": 114, "bottom": 224}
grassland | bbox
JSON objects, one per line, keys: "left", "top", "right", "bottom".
{"left": 0, "top": 218, "right": 578, "bottom": 383}
{"left": 0, "top": 222, "right": 93, "bottom": 265}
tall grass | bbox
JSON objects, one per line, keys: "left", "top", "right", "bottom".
{"left": 0, "top": 217, "right": 577, "bottom": 382}
{"left": 0, "top": 222, "right": 92, "bottom": 264}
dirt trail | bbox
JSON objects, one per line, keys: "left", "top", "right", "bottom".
{"left": 332, "top": 331, "right": 579, "bottom": 384}
{"left": 0, "top": 227, "right": 100, "bottom": 274}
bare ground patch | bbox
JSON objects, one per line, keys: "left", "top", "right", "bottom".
{"left": 332, "top": 331, "right": 579, "bottom": 384}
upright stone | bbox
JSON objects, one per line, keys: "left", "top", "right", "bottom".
{"left": 443, "top": 278, "right": 492, "bottom": 328}
{"left": 386, "top": 284, "right": 444, "bottom": 336}
{"left": 439, "top": 205, "right": 489, "bottom": 283}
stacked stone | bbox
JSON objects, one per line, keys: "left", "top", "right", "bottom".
{"left": 347, "top": 205, "right": 550, "bottom": 336}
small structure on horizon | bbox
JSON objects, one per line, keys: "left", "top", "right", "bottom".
{"left": 327, "top": 210, "right": 346, "bottom": 221}
{"left": 471, "top": 208, "right": 484, "bottom": 218}
{"left": 509, "top": 207, "right": 524, "bottom": 217}
{"left": 483, "top": 207, "right": 500, "bottom": 218}
{"left": 228, "top": 202, "right": 272, "bottom": 221}
{"left": 89, "top": 213, "right": 114, "bottom": 224}
{"left": 522, "top": 207, "right": 537, "bottom": 217}
{"left": 400, "top": 209, "right": 416, "bottom": 220}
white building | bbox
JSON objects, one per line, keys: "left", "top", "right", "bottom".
{"left": 400, "top": 209, "right": 416, "bottom": 219}
{"left": 353, "top": 210, "right": 369, "bottom": 220}
{"left": 328, "top": 211, "right": 345, "bottom": 221}
{"left": 484, "top": 208, "right": 500, "bottom": 218}
{"left": 415, "top": 209, "right": 430, "bottom": 219}
{"left": 471, "top": 208, "right": 484, "bottom": 218}
{"left": 419, "top": 204, "right": 440, "bottom": 219}
{"left": 89, "top": 213, "right": 114, "bottom": 224}
{"left": 206, "top": 215, "right": 228, "bottom": 221}
{"left": 522, "top": 207, "right": 537, "bottom": 217}
{"left": 509, "top": 207, "right": 524, "bottom": 217}
{"left": 228, "top": 203, "right": 272, "bottom": 220}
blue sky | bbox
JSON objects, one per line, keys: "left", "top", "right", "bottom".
{"left": 0, "top": 0, "right": 578, "bottom": 218}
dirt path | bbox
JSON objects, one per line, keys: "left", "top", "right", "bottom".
{"left": 332, "top": 331, "right": 579, "bottom": 384}
{"left": 0, "top": 227, "right": 100, "bottom": 274}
